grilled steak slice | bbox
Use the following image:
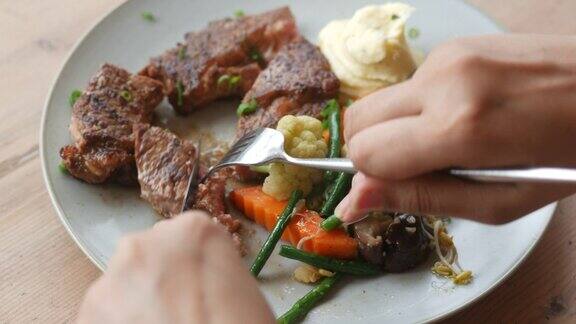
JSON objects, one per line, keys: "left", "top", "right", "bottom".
{"left": 141, "top": 7, "right": 298, "bottom": 114}
{"left": 60, "top": 64, "right": 164, "bottom": 184}
{"left": 134, "top": 125, "right": 243, "bottom": 250}
{"left": 236, "top": 38, "right": 340, "bottom": 137}
{"left": 134, "top": 125, "right": 196, "bottom": 217}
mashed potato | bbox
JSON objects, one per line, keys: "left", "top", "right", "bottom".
{"left": 319, "top": 3, "right": 417, "bottom": 98}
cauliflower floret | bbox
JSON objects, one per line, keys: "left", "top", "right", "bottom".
{"left": 262, "top": 115, "right": 328, "bottom": 200}
{"left": 263, "top": 164, "right": 322, "bottom": 200}
{"left": 278, "top": 115, "right": 327, "bottom": 158}
{"left": 294, "top": 264, "right": 334, "bottom": 284}
{"left": 294, "top": 264, "right": 322, "bottom": 284}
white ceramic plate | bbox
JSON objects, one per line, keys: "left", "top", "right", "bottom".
{"left": 41, "top": 0, "right": 555, "bottom": 322}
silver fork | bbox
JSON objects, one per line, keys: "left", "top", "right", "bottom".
{"left": 199, "top": 127, "right": 576, "bottom": 185}
{"left": 181, "top": 140, "right": 201, "bottom": 213}
{"left": 202, "top": 128, "right": 355, "bottom": 180}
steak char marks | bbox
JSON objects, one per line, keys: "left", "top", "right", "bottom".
{"left": 134, "top": 125, "right": 243, "bottom": 251}
{"left": 60, "top": 64, "right": 164, "bottom": 184}
{"left": 141, "top": 7, "right": 298, "bottom": 114}
{"left": 237, "top": 38, "right": 340, "bottom": 137}
{"left": 134, "top": 125, "right": 195, "bottom": 217}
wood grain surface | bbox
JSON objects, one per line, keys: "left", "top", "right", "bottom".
{"left": 1, "top": 0, "right": 575, "bottom": 323}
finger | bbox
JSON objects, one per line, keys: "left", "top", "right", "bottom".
{"left": 348, "top": 116, "right": 450, "bottom": 180}
{"left": 344, "top": 81, "right": 421, "bottom": 143}
{"left": 151, "top": 210, "right": 210, "bottom": 231}
{"left": 151, "top": 210, "right": 229, "bottom": 249}
{"left": 334, "top": 173, "right": 364, "bottom": 223}
{"left": 336, "top": 172, "right": 576, "bottom": 225}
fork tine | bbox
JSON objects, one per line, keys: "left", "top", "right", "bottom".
{"left": 204, "top": 128, "right": 272, "bottom": 179}
{"left": 233, "top": 129, "right": 262, "bottom": 145}
{"left": 220, "top": 150, "right": 244, "bottom": 164}
{"left": 222, "top": 134, "right": 258, "bottom": 157}
{"left": 180, "top": 139, "right": 202, "bottom": 213}
{"left": 225, "top": 143, "right": 251, "bottom": 157}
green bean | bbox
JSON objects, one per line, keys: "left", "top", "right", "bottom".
{"left": 327, "top": 106, "right": 341, "bottom": 159}
{"left": 320, "top": 172, "right": 352, "bottom": 217}
{"left": 320, "top": 215, "right": 342, "bottom": 231}
{"left": 279, "top": 245, "right": 380, "bottom": 276}
{"left": 324, "top": 100, "right": 341, "bottom": 182}
{"left": 277, "top": 272, "right": 344, "bottom": 324}
{"left": 250, "top": 190, "right": 303, "bottom": 277}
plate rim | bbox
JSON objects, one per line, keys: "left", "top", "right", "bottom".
{"left": 40, "top": 0, "right": 130, "bottom": 271}
{"left": 39, "top": 0, "right": 554, "bottom": 322}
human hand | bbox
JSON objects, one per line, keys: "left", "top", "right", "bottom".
{"left": 338, "top": 34, "right": 576, "bottom": 225}
{"left": 77, "top": 211, "right": 274, "bottom": 324}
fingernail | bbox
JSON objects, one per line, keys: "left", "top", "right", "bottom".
{"left": 351, "top": 172, "right": 366, "bottom": 187}
{"left": 334, "top": 195, "right": 350, "bottom": 219}
{"left": 338, "top": 190, "right": 381, "bottom": 225}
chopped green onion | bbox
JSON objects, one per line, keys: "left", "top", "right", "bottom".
{"left": 176, "top": 81, "right": 184, "bottom": 106}
{"left": 229, "top": 75, "right": 241, "bottom": 88}
{"left": 391, "top": 14, "right": 400, "bottom": 20}
{"left": 237, "top": 99, "right": 258, "bottom": 116}
{"left": 68, "top": 89, "right": 82, "bottom": 107}
{"left": 408, "top": 27, "right": 420, "bottom": 39}
{"left": 178, "top": 46, "right": 187, "bottom": 60}
{"left": 321, "top": 215, "right": 343, "bottom": 231}
{"left": 249, "top": 48, "right": 263, "bottom": 63}
{"left": 58, "top": 162, "right": 68, "bottom": 174}
{"left": 234, "top": 10, "right": 245, "bottom": 18}
{"left": 141, "top": 11, "right": 156, "bottom": 22}
{"left": 119, "top": 90, "right": 132, "bottom": 102}
{"left": 217, "top": 74, "right": 231, "bottom": 87}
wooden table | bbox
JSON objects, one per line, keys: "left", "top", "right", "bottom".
{"left": 1, "top": 1, "right": 575, "bottom": 322}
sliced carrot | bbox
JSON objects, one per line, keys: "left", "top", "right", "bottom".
{"left": 322, "top": 129, "right": 330, "bottom": 143}
{"left": 230, "top": 186, "right": 357, "bottom": 259}
{"left": 314, "top": 230, "right": 358, "bottom": 260}
{"left": 289, "top": 210, "right": 318, "bottom": 251}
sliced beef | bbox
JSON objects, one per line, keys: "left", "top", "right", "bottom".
{"left": 134, "top": 125, "right": 195, "bottom": 217}
{"left": 140, "top": 7, "right": 298, "bottom": 114}
{"left": 194, "top": 169, "right": 244, "bottom": 252}
{"left": 60, "top": 64, "right": 164, "bottom": 184}
{"left": 236, "top": 38, "right": 340, "bottom": 137}
{"left": 134, "top": 125, "right": 243, "bottom": 251}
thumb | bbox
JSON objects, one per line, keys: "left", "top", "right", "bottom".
{"left": 335, "top": 172, "right": 575, "bottom": 225}
{"left": 334, "top": 173, "right": 371, "bottom": 224}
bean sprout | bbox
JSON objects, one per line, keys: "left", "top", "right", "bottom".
{"left": 296, "top": 228, "right": 320, "bottom": 250}
{"left": 423, "top": 217, "right": 472, "bottom": 285}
